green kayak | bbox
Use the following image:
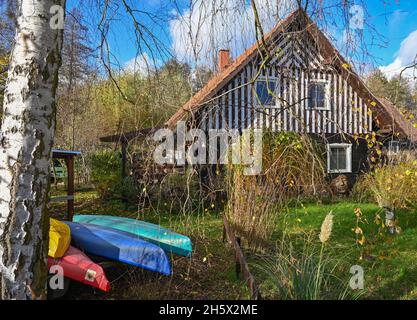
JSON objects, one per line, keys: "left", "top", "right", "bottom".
{"left": 73, "top": 215, "right": 192, "bottom": 257}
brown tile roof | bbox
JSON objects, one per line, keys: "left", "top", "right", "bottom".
{"left": 165, "top": 8, "right": 417, "bottom": 142}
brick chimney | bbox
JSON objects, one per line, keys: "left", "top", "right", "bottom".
{"left": 219, "top": 49, "right": 232, "bottom": 72}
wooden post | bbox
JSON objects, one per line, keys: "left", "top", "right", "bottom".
{"left": 66, "top": 156, "right": 75, "bottom": 221}
{"left": 235, "top": 236, "right": 242, "bottom": 278}
{"left": 121, "top": 141, "right": 127, "bottom": 179}
{"left": 223, "top": 216, "right": 261, "bottom": 300}
{"left": 121, "top": 141, "right": 128, "bottom": 205}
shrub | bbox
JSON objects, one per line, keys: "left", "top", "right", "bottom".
{"left": 148, "top": 169, "right": 202, "bottom": 214}
{"left": 354, "top": 160, "right": 417, "bottom": 210}
{"left": 90, "top": 150, "right": 122, "bottom": 198}
{"left": 351, "top": 174, "right": 374, "bottom": 203}
{"left": 110, "top": 176, "right": 140, "bottom": 202}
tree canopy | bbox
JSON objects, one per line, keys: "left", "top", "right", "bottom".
{"left": 366, "top": 69, "right": 416, "bottom": 111}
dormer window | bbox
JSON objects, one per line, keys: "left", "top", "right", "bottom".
{"left": 308, "top": 80, "right": 330, "bottom": 110}
{"left": 255, "top": 78, "right": 277, "bottom": 107}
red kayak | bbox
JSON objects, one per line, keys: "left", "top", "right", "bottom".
{"left": 48, "top": 246, "right": 110, "bottom": 292}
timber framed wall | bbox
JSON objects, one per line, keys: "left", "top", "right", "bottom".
{"left": 195, "top": 21, "right": 373, "bottom": 137}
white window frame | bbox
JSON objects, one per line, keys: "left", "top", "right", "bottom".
{"left": 307, "top": 79, "right": 331, "bottom": 111}
{"left": 388, "top": 140, "right": 400, "bottom": 155}
{"left": 254, "top": 77, "right": 278, "bottom": 108}
{"left": 327, "top": 143, "right": 352, "bottom": 173}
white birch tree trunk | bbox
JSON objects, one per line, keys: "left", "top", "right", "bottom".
{"left": 0, "top": 0, "right": 66, "bottom": 300}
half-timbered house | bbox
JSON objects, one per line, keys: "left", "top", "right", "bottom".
{"left": 165, "top": 9, "right": 416, "bottom": 186}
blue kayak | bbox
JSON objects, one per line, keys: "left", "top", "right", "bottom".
{"left": 65, "top": 221, "right": 171, "bottom": 276}
{"left": 73, "top": 215, "right": 192, "bottom": 257}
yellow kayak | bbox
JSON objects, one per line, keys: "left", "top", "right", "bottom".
{"left": 49, "top": 218, "right": 71, "bottom": 258}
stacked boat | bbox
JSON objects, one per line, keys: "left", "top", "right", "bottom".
{"left": 48, "top": 215, "right": 192, "bottom": 293}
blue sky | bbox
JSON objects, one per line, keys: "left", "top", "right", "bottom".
{"left": 66, "top": 0, "right": 417, "bottom": 76}
{"left": 367, "top": 0, "right": 417, "bottom": 75}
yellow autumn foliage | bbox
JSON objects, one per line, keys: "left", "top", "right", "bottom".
{"left": 354, "top": 159, "right": 417, "bottom": 210}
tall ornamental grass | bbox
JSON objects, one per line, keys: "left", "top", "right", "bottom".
{"left": 226, "top": 131, "right": 326, "bottom": 249}
{"left": 253, "top": 213, "right": 361, "bottom": 300}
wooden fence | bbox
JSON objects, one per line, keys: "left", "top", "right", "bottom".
{"left": 223, "top": 215, "right": 261, "bottom": 300}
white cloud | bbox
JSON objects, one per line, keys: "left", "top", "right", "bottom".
{"left": 123, "top": 52, "right": 160, "bottom": 76}
{"left": 380, "top": 29, "right": 417, "bottom": 79}
{"left": 169, "top": 0, "right": 296, "bottom": 67}
{"left": 388, "top": 10, "right": 409, "bottom": 31}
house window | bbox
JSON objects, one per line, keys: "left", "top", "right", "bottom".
{"left": 327, "top": 143, "right": 352, "bottom": 173}
{"left": 255, "top": 79, "right": 277, "bottom": 107}
{"left": 308, "top": 80, "right": 330, "bottom": 110}
{"left": 388, "top": 141, "right": 400, "bottom": 154}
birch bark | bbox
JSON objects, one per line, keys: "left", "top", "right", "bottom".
{"left": 0, "top": 0, "right": 66, "bottom": 300}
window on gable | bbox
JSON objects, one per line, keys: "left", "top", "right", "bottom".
{"left": 327, "top": 143, "right": 352, "bottom": 173}
{"left": 255, "top": 79, "right": 276, "bottom": 107}
{"left": 308, "top": 80, "right": 329, "bottom": 110}
{"left": 387, "top": 141, "right": 410, "bottom": 156}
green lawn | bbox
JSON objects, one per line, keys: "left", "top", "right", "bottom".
{"left": 271, "top": 200, "right": 417, "bottom": 300}
{"left": 49, "top": 186, "right": 417, "bottom": 300}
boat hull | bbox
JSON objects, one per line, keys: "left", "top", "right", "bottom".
{"left": 48, "top": 246, "right": 110, "bottom": 292}
{"left": 49, "top": 218, "right": 71, "bottom": 258}
{"left": 65, "top": 221, "right": 171, "bottom": 275}
{"left": 73, "top": 215, "right": 192, "bottom": 257}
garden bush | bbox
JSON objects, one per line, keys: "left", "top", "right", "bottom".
{"left": 110, "top": 176, "right": 141, "bottom": 202}
{"left": 90, "top": 150, "right": 123, "bottom": 199}
{"left": 353, "top": 159, "right": 417, "bottom": 234}
{"left": 146, "top": 169, "right": 202, "bottom": 214}
{"left": 353, "top": 159, "right": 417, "bottom": 210}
